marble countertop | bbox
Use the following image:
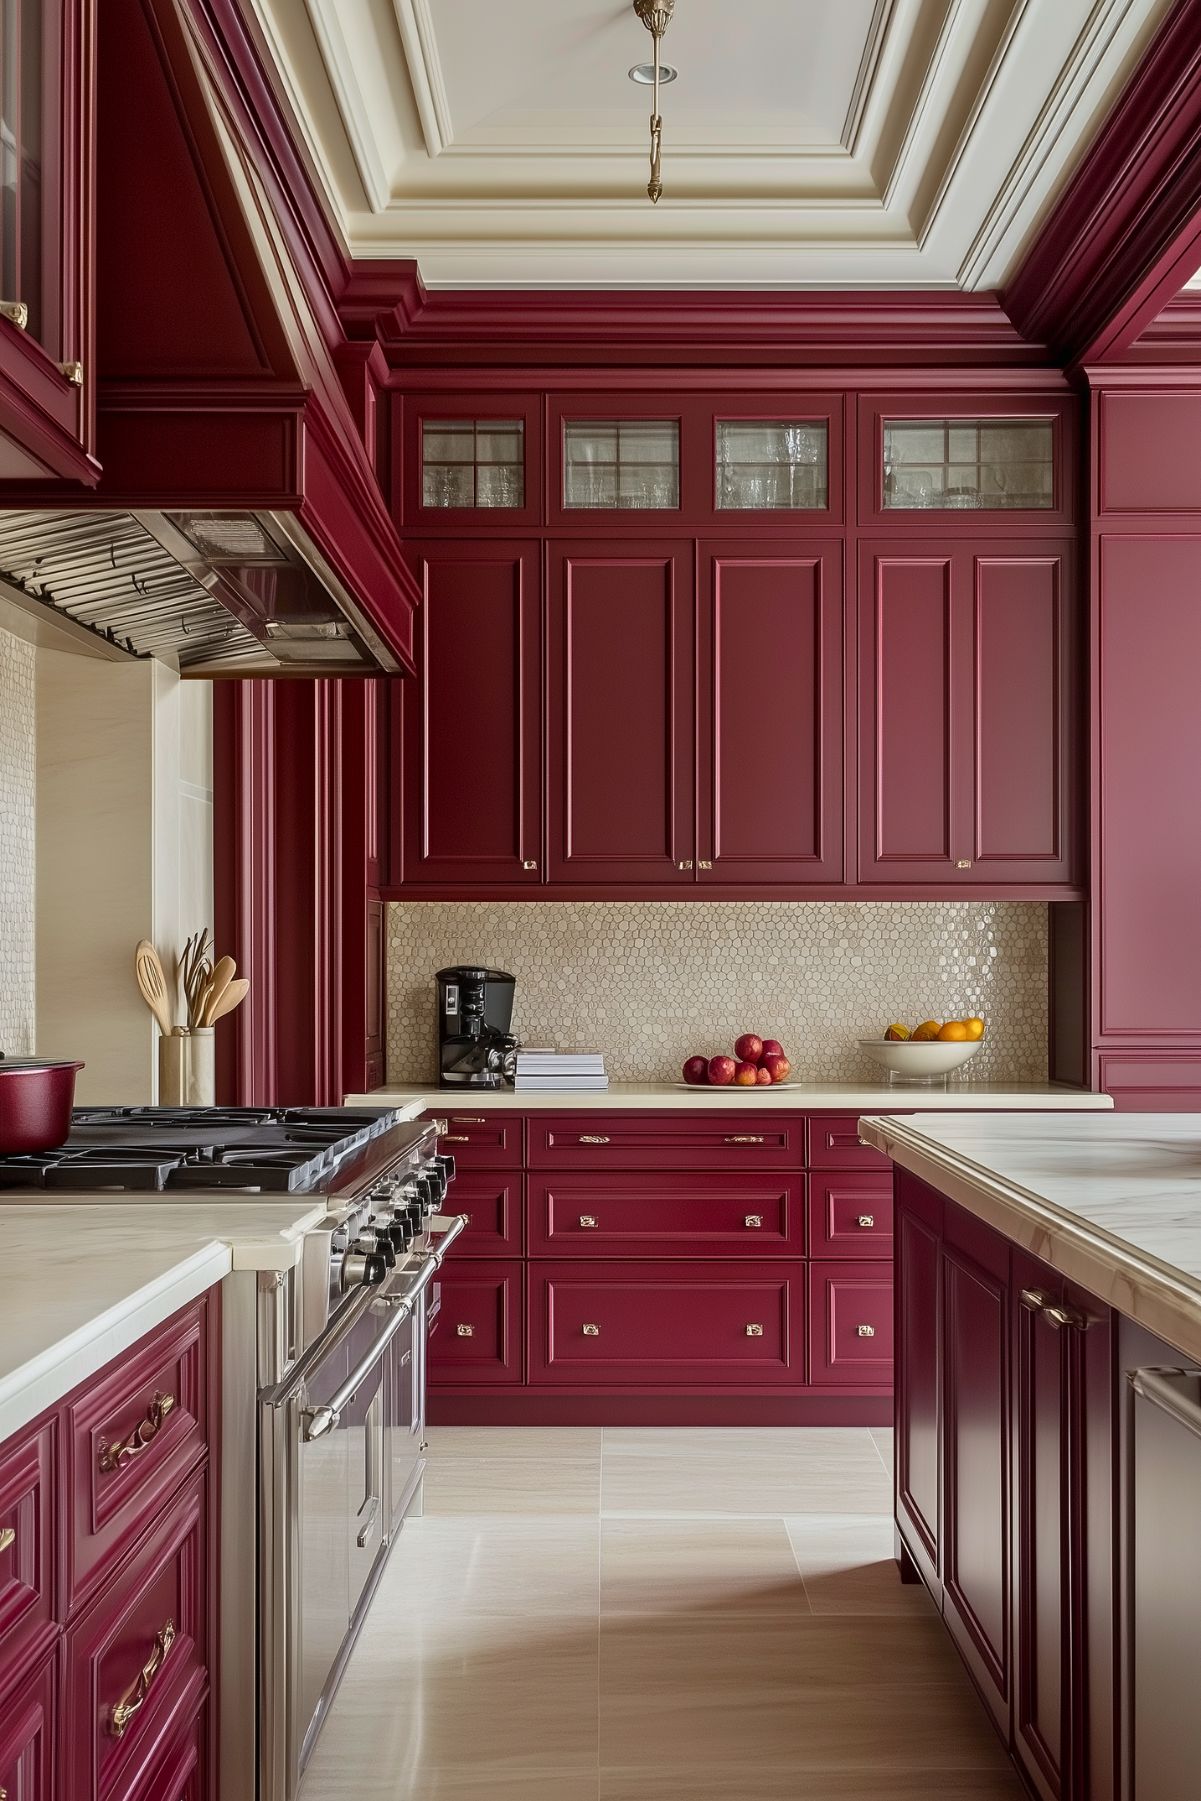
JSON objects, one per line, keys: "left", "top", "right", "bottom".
{"left": 345, "top": 1080, "right": 1114, "bottom": 1113}
{"left": 0, "top": 1197, "right": 326, "bottom": 1445}
{"left": 860, "top": 1112, "right": 1201, "bottom": 1362}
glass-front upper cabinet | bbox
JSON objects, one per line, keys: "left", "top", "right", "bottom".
{"left": 716, "top": 419, "right": 828, "bottom": 510}
{"left": 859, "top": 396, "right": 1074, "bottom": 526}
{"left": 562, "top": 418, "right": 679, "bottom": 510}
{"left": 400, "top": 395, "right": 542, "bottom": 526}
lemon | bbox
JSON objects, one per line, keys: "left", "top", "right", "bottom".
{"left": 964, "top": 1016, "right": 985, "bottom": 1040}
{"left": 938, "top": 1020, "right": 969, "bottom": 1042}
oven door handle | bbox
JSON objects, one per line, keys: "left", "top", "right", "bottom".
{"left": 429, "top": 1211, "right": 468, "bottom": 1262}
{"left": 303, "top": 1251, "right": 443, "bottom": 1442}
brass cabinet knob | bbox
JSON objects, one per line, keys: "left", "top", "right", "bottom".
{"left": 956, "top": 858, "right": 973, "bottom": 869}
{"left": 745, "top": 1323, "right": 764, "bottom": 1337}
{"left": 522, "top": 859, "right": 538, "bottom": 870}
{"left": 579, "top": 1214, "right": 599, "bottom": 1228}
{"left": 857, "top": 1215, "right": 876, "bottom": 1228}
{"left": 58, "top": 359, "right": 84, "bottom": 385}
{"left": 698, "top": 860, "right": 713, "bottom": 870}
{"left": 857, "top": 1324, "right": 876, "bottom": 1339}
{"left": 744, "top": 1215, "right": 763, "bottom": 1228}
{"left": 456, "top": 1324, "right": 474, "bottom": 1337}
{"left": 0, "top": 1525, "right": 14, "bottom": 1555}
{"left": 583, "top": 1323, "right": 601, "bottom": 1336}
{"left": 676, "top": 860, "right": 693, "bottom": 871}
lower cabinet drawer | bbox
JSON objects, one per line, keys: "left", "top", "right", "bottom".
{"left": 434, "top": 1114, "right": 523, "bottom": 1168}
{"left": 66, "top": 1298, "right": 210, "bottom": 1610}
{"left": 427, "top": 1260, "right": 524, "bottom": 1385}
{"left": 127, "top": 1701, "right": 206, "bottom": 1801}
{"left": 528, "top": 1113, "right": 803, "bottom": 1169}
{"left": 809, "top": 1173, "right": 894, "bottom": 1259}
{"left": 528, "top": 1261, "right": 805, "bottom": 1386}
{"left": 808, "top": 1263, "right": 894, "bottom": 1387}
{"left": 528, "top": 1172, "right": 805, "bottom": 1258}
{"left": 0, "top": 1418, "right": 58, "bottom": 1698}
{"left": 65, "top": 1471, "right": 207, "bottom": 1801}
{"left": 809, "top": 1113, "right": 898, "bottom": 1171}
{"left": 444, "top": 1172, "right": 523, "bottom": 1256}
{"left": 0, "top": 1645, "right": 57, "bottom": 1801}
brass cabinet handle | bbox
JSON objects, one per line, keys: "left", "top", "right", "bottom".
{"left": 451, "top": 1116, "right": 486, "bottom": 1124}
{"left": 1019, "top": 1288, "right": 1052, "bottom": 1313}
{"left": 578, "top": 1135, "right": 611, "bottom": 1145}
{"left": 857, "top": 1324, "right": 876, "bottom": 1339}
{"left": 698, "top": 860, "right": 713, "bottom": 869}
{"left": 744, "top": 1215, "right": 763, "bottom": 1228}
{"left": 579, "top": 1215, "right": 599, "bottom": 1228}
{"left": 58, "top": 359, "right": 84, "bottom": 386}
{"left": 0, "top": 300, "right": 27, "bottom": 329}
{"left": 456, "top": 1324, "right": 474, "bottom": 1337}
{"left": 108, "top": 1620, "right": 176, "bottom": 1737}
{"left": 522, "top": 859, "right": 539, "bottom": 870}
{"left": 746, "top": 1323, "right": 764, "bottom": 1337}
{"left": 1044, "top": 1302, "right": 1090, "bottom": 1331}
{"left": 956, "top": 858, "right": 973, "bottom": 869}
{"left": 442, "top": 1134, "right": 470, "bottom": 1143}
{"left": 676, "top": 860, "right": 693, "bottom": 871}
{"left": 856, "top": 1215, "right": 876, "bottom": 1228}
{"left": 583, "top": 1324, "right": 601, "bottom": 1336}
{"left": 726, "top": 1135, "right": 765, "bottom": 1145}
{"left": 99, "top": 1392, "right": 176, "bottom": 1473}
{"left": 0, "top": 1525, "right": 14, "bottom": 1555}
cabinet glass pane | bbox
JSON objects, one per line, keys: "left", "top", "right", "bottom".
{"left": 563, "top": 419, "right": 679, "bottom": 509}
{"left": 883, "top": 418, "right": 1054, "bottom": 510}
{"left": 716, "top": 420, "right": 828, "bottom": 510}
{"left": 1, "top": 0, "right": 45, "bottom": 344}
{"left": 422, "top": 418, "right": 524, "bottom": 509}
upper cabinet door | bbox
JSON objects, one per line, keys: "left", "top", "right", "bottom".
{"left": 547, "top": 540, "right": 695, "bottom": 883}
{"left": 0, "top": 0, "right": 96, "bottom": 482}
{"left": 399, "top": 395, "right": 543, "bottom": 528}
{"left": 697, "top": 541, "right": 845, "bottom": 883}
{"left": 401, "top": 540, "right": 542, "bottom": 885}
{"left": 858, "top": 395, "right": 1076, "bottom": 528}
{"left": 858, "top": 540, "right": 1077, "bottom": 887}
{"left": 548, "top": 396, "right": 707, "bottom": 526}
{"left": 711, "top": 397, "right": 845, "bottom": 525}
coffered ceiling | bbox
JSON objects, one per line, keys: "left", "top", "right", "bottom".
{"left": 250, "top": 0, "right": 1177, "bottom": 289}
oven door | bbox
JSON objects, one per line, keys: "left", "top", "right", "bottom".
{"left": 385, "top": 1292, "right": 423, "bottom": 1537}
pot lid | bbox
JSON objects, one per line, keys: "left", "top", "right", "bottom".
{"left": 0, "top": 1055, "right": 85, "bottom": 1071}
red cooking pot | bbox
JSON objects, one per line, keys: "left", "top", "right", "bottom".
{"left": 0, "top": 1054, "right": 85, "bottom": 1154}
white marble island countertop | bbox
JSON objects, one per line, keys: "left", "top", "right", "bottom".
{"left": 346, "top": 1079, "right": 1113, "bottom": 1113}
{"left": 861, "top": 1111, "right": 1201, "bottom": 1362}
{"left": 0, "top": 1197, "right": 326, "bottom": 1445}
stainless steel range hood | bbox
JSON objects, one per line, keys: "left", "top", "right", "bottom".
{"left": 0, "top": 508, "right": 403, "bottom": 674}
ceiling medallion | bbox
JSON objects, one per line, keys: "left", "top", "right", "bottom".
{"left": 632, "top": 0, "right": 676, "bottom": 204}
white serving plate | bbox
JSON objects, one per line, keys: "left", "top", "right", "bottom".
{"left": 670, "top": 1079, "right": 803, "bottom": 1091}
{"left": 857, "top": 1038, "right": 983, "bottom": 1080}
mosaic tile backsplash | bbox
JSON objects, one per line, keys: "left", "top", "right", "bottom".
{"left": 0, "top": 629, "right": 36, "bottom": 1054}
{"left": 386, "top": 901, "right": 1049, "bottom": 1084}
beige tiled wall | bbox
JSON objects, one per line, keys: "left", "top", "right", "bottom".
{"left": 386, "top": 900, "right": 1049, "bottom": 1084}
{"left": 0, "top": 629, "right": 36, "bottom": 1053}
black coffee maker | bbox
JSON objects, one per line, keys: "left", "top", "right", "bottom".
{"left": 436, "top": 967, "right": 519, "bottom": 1088}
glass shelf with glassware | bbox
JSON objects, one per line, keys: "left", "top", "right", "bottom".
{"left": 716, "top": 420, "right": 829, "bottom": 510}
{"left": 882, "top": 417, "right": 1055, "bottom": 511}
{"left": 421, "top": 418, "right": 526, "bottom": 509}
{"left": 562, "top": 419, "right": 680, "bottom": 510}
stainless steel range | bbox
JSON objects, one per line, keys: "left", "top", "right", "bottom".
{"left": 0, "top": 1103, "right": 462, "bottom": 1801}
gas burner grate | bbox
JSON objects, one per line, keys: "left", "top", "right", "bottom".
{"left": 166, "top": 1155, "right": 320, "bottom": 1193}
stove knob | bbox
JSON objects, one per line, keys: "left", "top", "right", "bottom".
{"left": 417, "top": 1171, "right": 441, "bottom": 1212}
{"left": 382, "top": 1214, "right": 414, "bottom": 1253}
{"left": 435, "top": 1153, "right": 456, "bottom": 1186}
{"left": 341, "top": 1250, "right": 388, "bottom": 1291}
{"left": 354, "top": 1230, "right": 396, "bottom": 1269}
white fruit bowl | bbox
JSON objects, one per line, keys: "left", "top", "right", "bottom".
{"left": 857, "top": 1038, "right": 983, "bottom": 1083}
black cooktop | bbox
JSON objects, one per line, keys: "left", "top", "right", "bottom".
{"left": 0, "top": 1105, "right": 413, "bottom": 1194}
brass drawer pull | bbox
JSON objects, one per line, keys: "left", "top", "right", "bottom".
{"left": 583, "top": 1323, "right": 601, "bottom": 1336}
{"left": 857, "top": 1324, "right": 876, "bottom": 1339}
{"left": 1019, "top": 1288, "right": 1052, "bottom": 1313}
{"left": 746, "top": 1323, "right": 764, "bottom": 1337}
{"left": 451, "top": 1116, "right": 486, "bottom": 1124}
{"left": 726, "top": 1135, "right": 765, "bottom": 1145}
{"left": 108, "top": 1619, "right": 176, "bottom": 1737}
{"left": 744, "top": 1215, "right": 763, "bottom": 1228}
{"left": 956, "top": 858, "right": 973, "bottom": 870}
{"left": 578, "top": 1135, "right": 611, "bottom": 1145}
{"left": 579, "top": 1215, "right": 599, "bottom": 1228}
{"left": 99, "top": 1392, "right": 176, "bottom": 1473}
{"left": 698, "top": 859, "right": 713, "bottom": 869}
{"left": 676, "top": 859, "right": 693, "bottom": 871}
{"left": 857, "top": 1215, "right": 876, "bottom": 1229}
{"left": 0, "top": 1525, "right": 14, "bottom": 1555}
{"left": 1044, "top": 1302, "right": 1089, "bottom": 1331}
{"left": 442, "top": 1134, "right": 470, "bottom": 1143}
{"left": 522, "top": 859, "right": 538, "bottom": 870}
{"left": 0, "top": 300, "right": 28, "bottom": 330}
{"left": 456, "top": 1324, "right": 474, "bottom": 1337}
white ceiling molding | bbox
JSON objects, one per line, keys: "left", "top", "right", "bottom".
{"left": 249, "top": 0, "right": 1178, "bottom": 289}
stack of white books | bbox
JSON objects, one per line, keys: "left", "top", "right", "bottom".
{"left": 514, "top": 1048, "right": 609, "bottom": 1091}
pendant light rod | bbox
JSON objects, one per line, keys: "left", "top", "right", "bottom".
{"left": 633, "top": 0, "right": 675, "bottom": 204}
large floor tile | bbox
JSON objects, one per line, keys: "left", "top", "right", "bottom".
{"left": 427, "top": 1425, "right": 603, "bottom": 1460}
{"left": 602, "top": 1425, "right": 878, "bottom": 1459}
{"left": 600, "top": 1447, "right": 890, "bottom": 1517}
{"left": 601, "top": 1770, "right": 1025, "bottom": 1800}
{"left": 387, "top": 1516, "right": 600, "bottom": 1615}
{"left": 423, "top": 1454, "right": 602, "bottom": 1516}
{"left": 785, "top": 1513, "right": 935, "bottom": 1616}
{"left": 601, "top": 1517, "right": 809, "bottom": 1619}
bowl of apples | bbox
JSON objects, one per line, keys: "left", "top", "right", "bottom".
{"left": 679, "top": 1034, "right": 795, "bottom": 1089}
{"left": 858, "top": 1017, "right": 986, "bottom": 1083}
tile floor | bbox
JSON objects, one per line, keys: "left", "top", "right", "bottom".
{"left": 298, "top": 1425, "right": 1024, "bottom": 1801}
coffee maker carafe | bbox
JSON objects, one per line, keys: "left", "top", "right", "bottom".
{"left": 436, "top": 967, "right": 519, "bottom": 1088}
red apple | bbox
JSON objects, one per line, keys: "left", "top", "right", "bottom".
{"left": 682, "top": 1055, "right": 709, "bottom": 1085}
{"left": 734, "top": 1060, "right": 759, "bottom": 1086}
{"left": 762, "top": 1053, "right": 792, "bottom": 1084}
{"left": 761, "top": 1039, "right": 785, "bottom": 1060}
{"left": 755, "top": 1066, "right": 773, "bottom": 1085}
{"left": 708, "top": 1055, "right": 737, "bottom": 1086}
{"left": 734, "top": 1033, "right": 764, "bottom": 1064}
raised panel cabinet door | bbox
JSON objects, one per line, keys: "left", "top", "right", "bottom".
{"left": 696, "top": 542, "right": 844, "bottom": 882}
{"left": 527, "top": 1171, "right": 805, "bottom": 1258}
{"left": 968, "top": 543, "right": 1076, "bottom": 883}
{"left": 0, "top": 1418, "right": 57, "bottom": 1699}
{"left": 894, "top": 1175, "right": 942, "bottom": 1592}
{"left": 427, "top": 1260, "right": 524, "bottom": 1386}
{"left": 0, "top": 1648, "right": 56, "bottom": 1801}
{"left": 547, "top": 541, "right": 695, "bottom": 883}
{"left": 942, "top": 1221, "right": 1011, "bottom": 1736}
{"left": 858, "top": 544, "right": 971, "bottom": 882}
{"left": 403, "top": 541, "right": 542, "bottom": 884}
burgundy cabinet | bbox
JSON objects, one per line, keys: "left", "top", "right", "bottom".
{"left": 398, "top": 394, "right": 542, "bottom": 529}
{"left": 528, "top": 1171, "right": 805, "bottom": 1258}
{"left": 547, "top": 540, "right": 695, "bottom": 883}
{"left": 529, "top": 1111, "right": 802, "bottom": 1169}
{"left": 435, "top": 1112, "right": 523, "bottom": 1169}
{"left": 808, "top": 1173, "right": 893, "bottom": 1260}
{"left": 857, "top": 395, "right": 1075, "bottom": 528}
{"left": 428, "top": 1260, "right": 524, "bottom": 1386}
{"left": 807, "top": 1262, "right": 893, "bottom": 1386}
{"left": 858, "top": 540, "right": 1077, "bottom": 886}
{"left": 0, "top": 1419, "right": 57, "bottom": 1698}
{"left": 0, "top": 1648, "right": 57, "bottom": 1800}
{"left": 696, "top": 542, "right": 844, "bottom": 882}
{"left": 894, "top": 1174, "right": 942, "bottom": 1593}
{"left": 401, "top": 541, "right": 542, "bottom": 885}
{"left": 443, "top": 1172, "right": 523, "bottom": 1257}
{"left": 809, "top": 1114, "right": 896, "bottom": 1170}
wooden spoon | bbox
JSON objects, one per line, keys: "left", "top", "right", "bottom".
{"left": 209, "top": 977, "right": 249, "bottom": 1023}
{"left": 200, "top": 955, "right": 237, "bottom": 1027}
{"left": 134, "top": 940, "right": 173, "bottom": 1036}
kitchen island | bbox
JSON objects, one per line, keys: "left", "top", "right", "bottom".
{"left": 859, "top": 1110, "right": 1201, "bottom": 1801}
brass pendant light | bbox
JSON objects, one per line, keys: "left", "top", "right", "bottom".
{"left": 632, "top": 0, "right": 676, "bottom": 203}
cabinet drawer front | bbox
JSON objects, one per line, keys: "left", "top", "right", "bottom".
{"left": 0, "top": 1420, "right": 57, "bottom": 1697}
{"left": 809, "top": 1173, "right": 894, "bottom": 1258}
{"left": 134, "top": 1701, "right": 205, "bottom": 1801}
{"left": 809, "top": 1113, "right": 895, "bottom": 1170}
{"left": 528, "top": 1173, "right": 805, "bottom": 1257}
{"left": 529, "top": 1113, "right": 803, "bottom": 1169}
{"left": 529, "top": 1261, "right": 804, "bottom": 1385}
{"left": 0, "top": 1647, "right": 56, "bottom": 1799}
{"left": 67, "top": 1300, "right": 209, "bottom": 1610}
{"left": 435, "top": 1114, "right": 523, "bottom": 1168}
{"left": 66, "top": 1472, "right": 207, "bottom": 1801}
{"left": 444, "top": 1173, "right": 523, "bottom": 1256}
{"left": 428, "top": 1261, "right": 524, "bottom": 1385}
{"left": 808, "top": 1264, "right": 894, "bottom": 1386}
